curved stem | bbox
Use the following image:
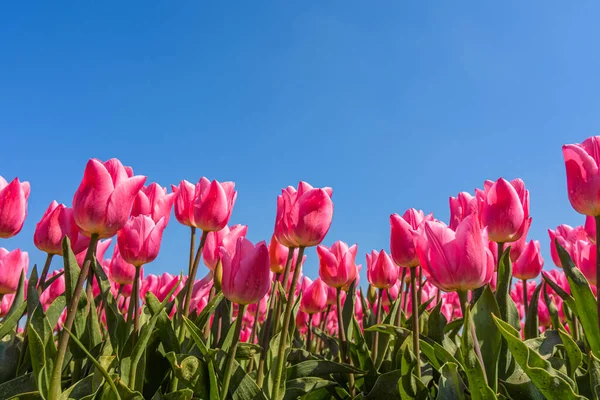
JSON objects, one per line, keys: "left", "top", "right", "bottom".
{"left": 316, "top": 304, "right": 331, "bottom": 352}
{"left": 522, "top": 278, "right": 528, "bottom": 323}
{"left": 131, "top": 266, "right": 142, "bottom": 347}
{"left": 221, "top": 304, "right": 246, "bottom": 399}
{"left": 373, "top": 288, "right": 384, "bottom": 361}
{"left": 307, "top": 314, "right": 313, "bottom": 352}
{"left": 270, "top": 246, "right": 304, "bottom": 400}
{"left": 48, "top": 234, "right": 99, "bottom": 400}
{"left": 410, "top": 267, "right": 421, "bottom": 379}
{"left": 38, "top": 253, "right": 54, "bottom": 295}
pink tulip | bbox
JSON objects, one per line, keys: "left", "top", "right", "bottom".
{"left": 513, "top": 240, "right": 544, "bottom": 280}
{"left": 131, "top": 183, "right": 175, "bottom": 224}
{"left": 441, "top": 292, "right": 462, "bottom": 320}
{"left": 40, "top": 270, "right": 66, "bottom": 309}
{"left": 72, "top": 159, "right": 146, "bottom": 238}
{"left": 75, "top": 239, "right": 112, "bottom": 267}
{"left": 117, "top": 215, "right": 167, "bottom": 267}
{"left": 563, "top": 136, "right": 600, "bottom": 215}
{"left": 221, "top": 238, "right": 270, "bottom": 305}
{"left": 172, "top": 180, "right": 196, "bottom": 227}
{"left": 390, "top": 209, "right": 430, "bottom": 268}
{"left": 575, "top": 240, "right": 597, "bottom": 285}
{"left": 0, "top": 177, "right": 30, "bottom": 238}
{"left": 109, "top": 247, "right": 137, "bottom": 285}
{"left": 325, "top": 285, "right": 337, "bottom": 306}
{"left": 274, "top": 182, "right": 334, "bottom": 248}
{"left": 381, "top": 281, "right": 400, "bottom": 307}
{"left": 548, "top": 224, "right": 587, "bottom": 268}
{"left": 269, "top": 235, "right": 292, "bottom": 274}
{"left": 417, "top": 215, "right": 494, "bottom": 292}
{"left": 0, "top": 294, "right": 15, "bottom": 317}
{"left": 34, "top": 201, "right": 79, "bottom": 255}
{"left": 366, "top": 250, "right": 398, "bottom": 289}
{"left": 481, "top": 178, "right": 530, "bottom": 243}
{"left": 449, "top": 192, "right": 477, "bottom": 230}
{"left": 586, "top": 215, "right": 596, "bottom": 243}
{"left": 317, "top": 241, "right": 358, "bottom": 289}
{"left": 301, "top": 277, "right": 328, "bottom": 314}
{"left": 509, "top": 218, "right": 532, "bottom": 262}
{"left": 511, "top": 280, "right": 551, "bottom": 327}
{"left": 141, "top": 273, "right": 184, "bottom": 303}
{"left": 0, "top": 248, "right": 28, "bottom": 294}
{"left": 203, "top": 225, "right": 248, "bottom": 270}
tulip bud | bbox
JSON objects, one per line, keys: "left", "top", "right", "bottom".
{"left": 0, "top": 248, "right": 28, "bottom": 294}
{"left": 301, "top": 278, "right": 328, "bottom": 314}
{"left": 367, "top": 284, "right": 377, "bottom": 304}
{"left": 117, "top": 215, "right": 167, "bottom": 267}
{"left": 512, "top": 240, "right": 544, "bottom": 280}
{"left": 563, "top": 136, "right": 600, "bottom": 216}
{"left": 214, "top": 259, "right": 223, "bottom": 291}
{"left": 366, "top": 250, "right": 398, "bottom": 289}
{"left": 317, "top": 241, "right": 358, "bottom": 289}
{"left": 0, "top": 177, "right": 30, "bottom": 239}
{"left": 131, "top": 183, "right": 175, "bottom": 224}
{"left": 34, "top": 201, "right": 79, "bottom": 256}
{"left": 221, "top": 238, "right": 270, "bottom": 305}
{"left": 390, "top": 209, "right": 429, "bottom": 268}
{"left": 481, "top": 178, "right": 530, "bottom": 243}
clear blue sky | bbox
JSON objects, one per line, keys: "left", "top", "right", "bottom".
{"left": 2, "top": 1, "right": 599, "bottom": 281}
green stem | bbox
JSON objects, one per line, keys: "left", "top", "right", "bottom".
{"left": 395, "top": 268, "right": 407, "bottom": 327}
{"left": 417, "top": 266, "right": 423, "bottom": 304}
{"left": 272, "top": 248, "right": 295, "bottom": 336}
{"left": 458, "top": 290, "right": 488, "bottom": 384}
{"left": 410, "top": 267, "right": 421, "bottom": 379}
{"left": 38, "top": 253, "right": 54, "bottom": 295}
{"left": 221, "top": 303, "right": 247, "bottom": 399}
{"left": 522, "top": 278, "right": 528, "bottom": 323}
{"left": 315, "top": 304, "right": 331, "bottom": 353}
{"left": 270, "top": 246, "right": 304, "bottom": 400}
{"left": 496, "top": 242, "right": 505, "bottom": 288}
{"left": 373, "top": 288, "right": 383, "bottom": 361}
{"left": 307, "top": 314, "right": 313, "bottom": 352}
{"left": 131, "top": 266, "right": 142, "bottom": 347}
{"left": 48, "top": 233, "right": 99, "bottom": 400}
{"left": 336, "top": 286, "right": 356, "bottom": 395}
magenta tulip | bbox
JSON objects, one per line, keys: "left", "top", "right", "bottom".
{"left": 34, "top": 201, "right": 79, "bottom": 256}
{"left": 131, "top": 183, "right": 175, "bottom": 224}
{"left": 366, "top": 250, "right": 398, "bottom": 290}
{"left": 390, "top": 208, "right": 429, "bottom": 268}
{"left": 317, "top": 241, "right": 358, "bottom": 289}
{"left": 72, "top": 158, "right": 146, "bottom": 238}
{"left": 274, "top": 182, "right": 334, "bottom": 248}
{"left": 221, "top": 238, "right": 270, "bottom": 305}
{"left": 301, "top": 277, "right": 328, "bottom": 315}
{"left": 575, "top": 240, "right": 597, "bottom": 285}
{"left": 513, "top": 240, "right": 544, "bottom": 280}
{"left": 417, "top": 215, "right": 494, "bottom": 292}
{"left": 548, "top": 224, "right": 587, "bottom": 268}
{"left": 481, "top": 178, "right": 530, "bottom": 243}
{"left": 563, "top": 136, "right": 600, "bottom": 216}
{"left": 269, "top": 235, "right": 291, "bottom": 274}
{"left": 172, "top": 180, "right": 196, "bottom": 227}
{"left": 203, "top": 224, "right": 248, "bottom": 270}
{"left": 117, "top": 215, "right": 167, "bottom": 267}
{"left": 109, "top": 247, "right": 137, "bottom": 285}
{"left": 449, "top": 192, "right": 477, "bottom": 230}
{"left": 0, "top": 177, "right": 30, "bottom": 239}
{"left": 0, "top": 248, "right": 28, "bottom": 294}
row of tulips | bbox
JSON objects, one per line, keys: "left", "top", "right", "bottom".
{"left": 0, "top": 137, "right": 600, "bottom": 399}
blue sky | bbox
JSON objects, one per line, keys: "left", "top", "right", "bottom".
{"left": 1, "top": 1, "right": 599, "bottom": 281}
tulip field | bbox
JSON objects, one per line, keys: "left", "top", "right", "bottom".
{"left": 1, "top": 137, "right": 600, "bottom": 400}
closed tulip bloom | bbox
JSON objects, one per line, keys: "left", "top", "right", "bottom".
{"left": 118, "top": 215, "right": 167, "bottom": 267}
{"left": 203, "top": 225, "right": 248, "bottom": 270}
{"left": 274, "top": 182, "right": 334, "bottom": 248}
{"left": 449, "top": 192, "right": 477, "bottom": 230}
{"left": 72, "top": 159, "right": 146, "bottom": 238}
{"left": 575, "top": 240, "right": 597, "bottom": 285}
{"left": 548, "top": 224, "right": 587, "bottom": 268}
{"left": 0, "top": 177, "right": 30, "bottom": 238}
{"left": 563, "top": 136, "right": 600, "bottom": 216}
{"left": 269, "top": 235, "right": 291, "bottom": 274}
{"left": 195, "top": 178, "right": 237, "bottom": 232}
{"left": 318, "top": 241, "right": 358, "bottom": 289}
{"left": 0, "top": 248, "right": 28, "bottom": 294}
{"left": 326, "top": 285, "right": 337, "bottom": 306}
{"left": 221, "top": 238, "right": 270, "bottom": 305}
{"left": 131, "top": 183, "right": 175, "bottom": 224}
{"left": 586, "top": 215, "right": 596, "bottom": 243}
{"left": 481, "top": 178, "right": 530, "bottom": 243}
{"left": 301, "top": 277, "right": 328, "bottom": 314}
{"left": 172, "top": 180, "right": 196, "bottom": 227}
{"left": 366, "top": 250, "right": 398, "bottom": 289}
{"left": 509, "top": 218, "right": 532, "bottom": 262}
{"left": 417, "top": 215, "right": 494, "bottom": 292}
{"left": 513, "top": 240, "right": 544, "bottom": 280}
{"left": 390, "top": 209, "right": 430, "bottom": 268}
{"left": 109, "top": 247, "right": 137, "bottom": 285}
{"left": 34, "top": 201, "right": 79, "bottom": 255}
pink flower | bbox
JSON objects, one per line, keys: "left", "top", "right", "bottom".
{"left": 301, "top": 277, "right": 328, "bottom": 314}
{"left": 0, "top": 177, "right": 30, "bottom": 238}
{"left": 481, "top": 178, "right": 530, "bottom": 243}
{"left": 548, "top": 224, "right": 587, "bottom": 268}
{"left": 34, "top": 201, "right": 79, "bottom": 255}
{"left": 366, "top": 250, "right": 398, "bottom": 289}
{"left": 72, "top": 158, "right": 146, "bottom": 238}
{"left": 317, "top": 241, "right": 358, "bottom": 289}
{"left": 575, "top": 240, "right": 597, "bottom": 285}
{"left": 109, "top": 247, "right": 137, "bottom": 285}
{"left": 221, "top": 238, "right": 270, "bottom": 305}
{"left": 117, "top": 215, "right": 167, "bottom": 267}
{"left": 131, "top": 183, "right": 175, "bottom": 224}
{"left": 449, "top": 192, "right": 477, "bottom": 231}
{"left": 563, "top": 136, "right": 600, "bottom": 215}
{"left": 511, "top": 280, "right": 551, "bottom": 327}
{"left": 390, "top": 209, "right": 430, "bottom": 268}
{"left": 269, "top": 235, "right": 291, "bottom": 274}
{"left": 586, "top": 215, "right": 596, "bottom": 243}
{"left": 40, "top": 270, "right": 65, "bottom": 309}
{"left": 141, "top": 273, "right": 184, "bottom": 303}
{"left": 203, "top": 225, "right": 248, "bottom": 270}
{"left": 0, "top": 248, "right": 28, "bottom": 294}
{"left": 417, "top": 215, "right": 494, "bottom": 292}
{"left": 509, "top": 218, "right": 532, "bottom": 262}
{"left": 513, "top": 240, "right": 544, "bottom": 280}
{"left": 274, "top": 182, "right": 334, "bottom": 248}
{"left": 381, "top": 281, "right": 400, "bottom": 307}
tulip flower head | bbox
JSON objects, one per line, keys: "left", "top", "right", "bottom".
{"left": 0, "top": 248, "right": 28, "bottom": 294}
{"left": 366, "top": 250, "right": 398, "bottom": 289}
{"left": 34, "top": 201, "right": 79, "bottom": 255}
{"left": 513, "top": 240, "right": 544, "bottom": 280}
{"left": 301, "top": 277, "right": 328, "bottom": 314}
{"left": 449, "top": 192, "right": 477, "bottom": 231}
{"left": 118, "top": 215, "right": 167, "bottom": 267}
{"left": 317, "top": 241, "right": 358, "bottom": 289}
{"left": 548, "top": 224, "right": 587, "bottom": 268}
{"left": 109, "top": 247, "right": 137, "bottom": 285}
{"left": 0, "top": 176, "right": 30, "bottom": 239}
{"left": 203, "top": 225, "right": 248, "bottom": 271}
{"left": 221, "top": 238, "right": 270, "bottom": 305}
{"left": 131, "top": 183, "right": 175, "bottom": 224}
{"left": 390, "top": 208, "right": 430, "bottom": 268}
{"left": 481, "top": 178, "right": 530, "bottom": 243}
{"left": 563, "top": 136, "right": 600, "bottom": 216}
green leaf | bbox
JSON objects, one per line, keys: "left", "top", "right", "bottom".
{"left": 427, "top": 300, "right": 447, "bottom": 344}
{"left": 556, "top": 241, "right": 600, "bottom": 357}
{"left": 5, "top": 270, "right": 25, "bottom": 321}
{"left": 437, "top": 362, "right": 466, "bottom": 400}
{"left": 162, "top": 388, "right": 194, "bottom": 400}
{"left": 128, "top": 312, "right": 159, "bottom": 391}
{"left": 473, "top": 286, "right": 501, "bottom": 390}
{"left": 589, "top": 351, "right": 600, "bottom": 400}
{"left": 60, "top": 375, "right": 97, "bottom": 400}
{"left": 461, "top": 307, "right": 497, "bottom": 400}
{"left": 62, "top": 237, "right": 80, "bottom": 305}
{"left": 495, "top": 250, "right": 521, "bottom": 329}
{"left": 215, "top": 349, "right": 268, "bottom": 400}
{"left": 492, "top": 314, "right": 585, "bottom": 400}
{"left": 0, "top": 375, "right": 37, "bottom": 399}
{"left": 284, "top": 377, "right": 338, "bottom": 400}
{"left": 525, "top": 283, "right": 543, "bottom": 339}
{"left": 398, "top": 347, "right": 428, "bottom": 399}
{"left": 342, "top": 280, "right": 356, "bottom": 341}
{"left": 146, "top": 292, "right": 180, "bottom": 354}
{"left": 0, "top": 302, "right": 27, "bottom": 340}
{"left": 193, "top": 291, "right": 224, "bottom": 332}
{"left": 165, "top": 353, "right": 209, "bottom": 399}
{"left": 207, "top": 359, "right": 220, "bottom": 400}
{"left": 46, "top": 295, "right": 66, "bottom": 330}
{"left": 361, "top": 369, "right": 401, "bottom": 400}
{"left": 286, "top": 360, "right": 364, "bottom": 380}
{"left": 557, "top": 326, "right": 582, "bottom": 380}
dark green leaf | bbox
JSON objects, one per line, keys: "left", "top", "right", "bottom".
{"left": 525, "top": 283, "right": 543, "bottom": 339}
{"left": 427, "top": 300, "right": 447, "bottom": 344}
{"left": 361, "top": 369, "right": 401, "bottom": 400}
{"left": 557, "top": 326, "right": 582, "bottom": 379}
{"left": 437, "top": 362, "right": 466, "bottom": 400}
{"left": 472, "top": 286, "right": 501, "bottom": 390}
{"left": 286, "top": 360, "right": 364, "bottom": 380}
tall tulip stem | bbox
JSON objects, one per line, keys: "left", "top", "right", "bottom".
{"left": 497, "top": 242, "right": 505, "bottom": 287}
{"left": 373, "top": 288, "right": 384, "bottom": 361}
{"left": 130, "top": 266, "right": 142, "bottom": 346}
{"left": 410, "top": 267, "right": 421, "bottom": 379}
{"left": 270, "top": 246, "right": 304, "bottom": 400}
{"left": 307, "top": 314, "right": 313, "bottom": 352}
{"left": 38, "top": 253, "right": 54, "bottom": 295}
{"left": 458, "top": 289, "right": 488, "bottom": 384}
{"left": 48, "top": 233, "right": 99, "bottom": 400}
{"left": 221, "top": 303, "right": 246, "bottom": 399}
{"left": 522, "top": 278, "right": 528, "bottom": 322}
